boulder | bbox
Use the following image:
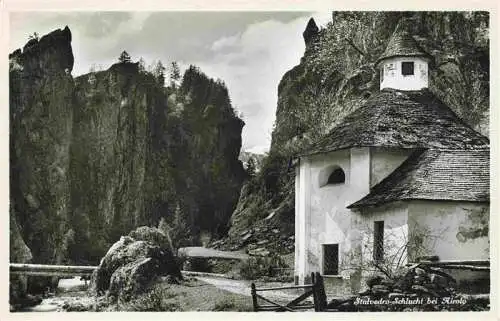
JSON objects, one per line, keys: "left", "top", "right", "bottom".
{"left": 129, "top": 226, "right": 174, "bottom": 253}
{"left": 388, "top": 292, "right": 404, "bottom": 299}
{"left": 248, "top": 248, "right": 270, "bottom": 257}
{"left": 366, "top": 275, "right": 383, "bottom": 288}
{"left": 380, "top": 278, "right": 395, "bottom": 287}
{"left": 414, "top": 267, "right": 427, "bottom": 276}
{"left": 9, "top": 214, "right": 33, "bottom": 307}
{"left": 429, "top": 273, "right": 451, "bottom": 288}
{"left": 411, "top": 285, "right": 439, "bottom": 297}
{"left": 89, "top": 235, "right": 181, "bottom": 297}
{"left": 358, "top": 289, "right": 371, "bottom": 296}
{"left": 372, "top": 285, "right": 390, "bottom": 295}
{"left": 107, "top": 257, "right": 159, "bottom": 301}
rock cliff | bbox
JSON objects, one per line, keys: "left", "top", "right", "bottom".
{"left": 10, "top": 27, "right": 245, "bottom": 270}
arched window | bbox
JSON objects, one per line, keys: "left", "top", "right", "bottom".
{"left": 327, "top": 168, "right": 345, "bottom": 184}
{"left": 319, "top": 165, "right": 346, "bottom": 187}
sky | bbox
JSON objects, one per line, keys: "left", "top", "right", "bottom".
{"left": 9, "top": 11, "right": 332, "bottom": 154}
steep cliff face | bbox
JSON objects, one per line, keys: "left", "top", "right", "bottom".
{"left": 225, "top": 12, "right": 489, "bottom": 252}
{"left": 10, "top": 27, "right": 74, "bottom": 264}
{"left": 163, "top": 66, "right": 246, "bottom": 237}
{"left": 10, "top": 27, "right": 245, "bottom": 267}
{"left": 69, "top": 63, "right": 163, "bottom": 262}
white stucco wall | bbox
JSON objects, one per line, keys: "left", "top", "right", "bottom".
{"left": 353, "top": 203, "right": 409, "bottom": 276}
{"left": 294, "top": 148, "right": 371, "bottom": 284}
{"left": 370, "top": 147, "right": 413, "bottom": 187}
{"left": 407, "top": 201, "right": 489, "bottom": 261}
{"left": 294, "top": 145, "right": 490, "bottom": 293}
{"left": 380, "top": 57, "right": 429, "bottom": 91}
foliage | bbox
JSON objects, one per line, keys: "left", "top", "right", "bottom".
{"left": 138, "top": 58, "right": 146, "bottom": 73}
{"left": 238, "top": 255, "right": 290, "bottom": 280}
{"left": 340, "top": 219, "right": 449, "bottom": 280}
{"left": 28, "top": 32, "right": 39, "bottom": 41}
{"left": 245, "top": 156, "right": 257, "bottom": 177}
{"left": 126, "top": 284, "right": 179, "bottom": 311}
{"left": 153, "top": 60, "right": 166, "bottom": 86}
{"left": 169, "top": 61, "right": 181, "bottom": 87}
{"left": 118, "top": 50, "right": 131, "bottom": 64}
{"left": 158, "top": 204, "right": 192, "bottom": 250}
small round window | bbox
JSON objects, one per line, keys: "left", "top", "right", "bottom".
{"left": 327, "top": 168, "right": 345, "bottom": 184}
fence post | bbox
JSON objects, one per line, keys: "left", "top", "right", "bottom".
{"left": 311, "top": 272, "right": 319, "bottom": 311}
{"left": 315, "top": 272, "right": 327, "bottom": 311}
{"left": 251, "top": 283, "right": 258, "bottom": 312}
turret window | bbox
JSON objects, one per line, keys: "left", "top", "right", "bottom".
{"left": 402, "top": 61, "right": 414, "bottom": 76}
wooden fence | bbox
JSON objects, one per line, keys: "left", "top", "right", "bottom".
{"left": 251, "top": 272, "right": 334, "bottom": 312}
{"left": 9, "top": 263, "right": 97, "bottom": 277}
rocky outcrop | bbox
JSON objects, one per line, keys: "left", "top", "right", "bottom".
{"left": 10, "top": 27, "right": 74, "bottom": 265}
{"left": 10, "top": 27, "right": 245, "bottom": 268}
{"left": 9, "top": 211, "right": 33, "bottom": 307}
{"left": 326, "top": 263, "right": 489, "bottom": 311}
{"left": 90, "top": 227, "right": 181, "bottom": 301}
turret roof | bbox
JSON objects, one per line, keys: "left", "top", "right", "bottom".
{"left": 375, "top": 29, "right": 431, "bottom": 65}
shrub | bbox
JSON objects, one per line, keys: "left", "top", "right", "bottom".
{"left": 213, "top": 298, "right": 236, "bottom": 311}
{"left": 238, "top": 255, "right": 290, "bottom": 280}
{"left": 126, "top": 285, "right": 179, "bottom": 311}
{"left": 185, "top": 258, "right": 212, "bottom": 272}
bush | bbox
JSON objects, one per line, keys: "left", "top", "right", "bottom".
{"left": 185, "top": 258, "right": 212, "bottom": 272}
{"left": 213, "top": 298, "right": 237, "bottom": 311}
{"left": 238, "top": 255, "right": 290, "bottom": 280}
{"left": 126, "top": 285, "right": 179, "bottom": 311}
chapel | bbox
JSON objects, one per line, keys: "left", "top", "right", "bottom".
{"left": 293, "top": 25, "right": 490, "bottom": 294}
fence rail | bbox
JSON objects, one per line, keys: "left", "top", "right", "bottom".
{"left": 10, "top": 263, "right": 97, "bottom": 277}
{"left": 251, "top": 272, "right": 332, "bottom": 312}
{"left": 408, "top": 260, "right": 490, "bottom": 271}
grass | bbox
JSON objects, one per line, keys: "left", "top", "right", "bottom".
{"left": 104, "top": 277, "right": 253, "bottom": 312}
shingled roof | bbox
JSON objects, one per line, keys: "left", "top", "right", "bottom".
{"left": 375, "top": 29, "right": 431, "bottom": 66}
{"left": 301, "top": 89, "right": 489, "bottom": 156}
{"left": 348, "top": 148, "right": 490, "bottom": 208}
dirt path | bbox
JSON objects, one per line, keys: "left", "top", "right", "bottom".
{"left": 194, "top": 276, "right": 312, "bottom": 303}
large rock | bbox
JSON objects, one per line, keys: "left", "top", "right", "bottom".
{"left": 9, "top": 213, "right": 32, "bottom": 306}
{"left": 107, "top": 257, "right": 159, "bottom": 301}
{"left": 89, "top": 234, "right": 181, "bottom": 299}
{"left": 129, "top": 226, "right": 174, "bottom": 253}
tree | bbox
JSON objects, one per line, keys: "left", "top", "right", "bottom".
{"left": 158, "top": 203, "right": 192, "bottom": 250}
{"left": 138, "top": 57, "right": 146, "bottom": 73}
{"left": 28, "top": 32, "right": 39, "bottom": 41}
{"left": 153, "top": 60, "right": 166, "bottom": 86}
{"left": 246, "top": 157, "right": 257, "bottom": 177}
{"left": 118, "top": 50, "right": 131, "bottom": 64}
{"left": 170, "top": 61, "right": 181, "bottom": 87}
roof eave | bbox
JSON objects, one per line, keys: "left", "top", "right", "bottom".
{"left": 375, "top": 53, "right": 433, "bottom": 67}
{"left": 348, "top": 197, "right": 490, "bottom": 210}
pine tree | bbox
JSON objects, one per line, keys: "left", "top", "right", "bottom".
{"left": 158, "top": 204, "right": 192, "bottom": 250}
{"left": 153, "top": 60, "right": 166, "bottom": 86}
{"left": 170, "top": 61, "right": 181, "bottom": 87}
{"left": 138, "top": 57, "right": 146, "bottom": 73}
{"left": 118, "top": 50, "right": 131, "bottom": 64}
{"left": 246, "top": 157, "right": 257, "bottom": 177}
{"left": 28, "top": 32, "right": 39, "bottom": 41}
